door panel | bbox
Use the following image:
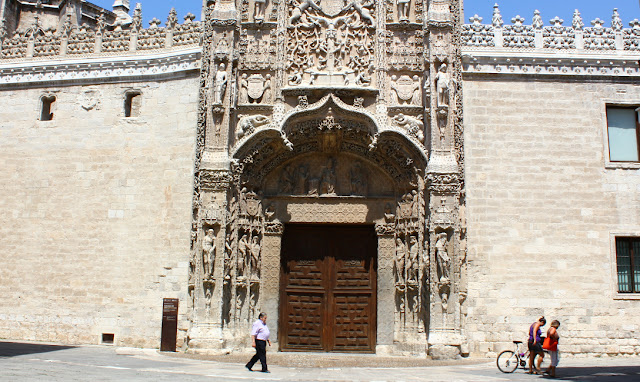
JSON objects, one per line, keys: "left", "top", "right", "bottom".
{"left": 280, "top": 225, "right": 377, "bottom": 352}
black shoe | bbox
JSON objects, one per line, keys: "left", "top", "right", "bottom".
{"left": 245, "top": 365, "right": 252, "bottom": 371}
{"left": 260, "top": 370, "right": 270, "bottom": 373}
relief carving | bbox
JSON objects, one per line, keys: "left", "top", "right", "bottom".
{"left": 287, "top": 0, "right": 375, "bottom": 87}
{"left": 236, "top": 114, "right": 271, "bottom": 139}
{"left": 349, "top": 161, "right": 367, "bottom": 195}
{"left": 390, "top": 75, "right": 421, "bottom": 105}
{"left": 391, "top": 113, "right": 424, "bottom": 143}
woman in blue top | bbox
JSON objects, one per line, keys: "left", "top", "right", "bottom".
{"left": 527, "top": 316, "right": 546, "bottom": 374}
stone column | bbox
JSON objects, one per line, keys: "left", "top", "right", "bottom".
{"left": 375, "top": 223, "right": 395, "bottom": 354}
{"left": 260, "top": 221, "right": 283, "bottom": 350}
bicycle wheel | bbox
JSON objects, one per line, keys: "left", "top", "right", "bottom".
{"left": 496, "top": 350, "right": 518, "bottom": 373}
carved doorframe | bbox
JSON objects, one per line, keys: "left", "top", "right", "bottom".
{"left": 224, "top": 99, "right": 428, "bottom": 352}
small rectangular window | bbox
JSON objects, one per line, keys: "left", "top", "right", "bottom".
{"left": 606, "top": 106, "right": 640, "bottom": 162}
{"left": 616, "top": 237, "right": 640, "bottom": 293}
{"left": 124, "top": 91, "right": 141, "bottom": 118}
{"left": 40, "top": 95, "right": 56, "bottom": 121}
{"left": 102, "top": 333, "right": 115, "bottom": 344}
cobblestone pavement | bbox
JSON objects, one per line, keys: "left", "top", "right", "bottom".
{"left": 2, "top": 341, "right": 640, "bottom": 381}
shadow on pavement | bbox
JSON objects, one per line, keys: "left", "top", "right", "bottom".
{"left": 0, "top": 341, "right": 75, "bottom": 358}
{"left": 556, "top": 366, "right": 640, "bottom": 381}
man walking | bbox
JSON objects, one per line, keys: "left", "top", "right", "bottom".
{"left": 245, "top": 312, "right": 270, "bottom": 373}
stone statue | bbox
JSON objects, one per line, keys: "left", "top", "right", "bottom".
{"left": 408, "top": 235, "right": 418, "bottom": 282}
{"left": 349, "top": 161, "right": 366, "bottom": 196}
{"left": 250, "top": 236, "right": 261, "bottom": 279}
{"left": 238, "top": 234, "right": 249, "bottom": 277}
{"left": 395, "top": 237, "right": 406, "bottom": 283}
{"left": 384, "top": 203, "right": 396, "bottom": 223}
{"left": 238, "top": 73, "right": 249, "bottom": 104}
{"left": 397, "top": 0, "right": 410, "bottom": 22}
{"left": 279, "top": 164, "right": 295, "bottom": 194}
{"left": 262, "top": 74, "right": 272, "bottom": 104}
{"left": 435, "top": 232, "right": 450, "bottom": 281}
{"left": 294, "top": 164, "right": 309, "bottom": 194}
{"left": 203, "top": 229, "right": 216, "bottom": 279}
{"left": 320, "top": 158, "right": 337, "bottom": 195}
{"left": 264, "top": 203, "right": 276, "bottom": 221}
{"left": 435, "top": 63, "right": 452, "bottom": 108}
{"left": 254, "top": 0, "right": 267, "bottom": 21}
{"left": 212, "top": 63, "right": 228, "bottom": 105}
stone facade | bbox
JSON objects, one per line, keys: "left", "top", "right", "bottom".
{"left": 0, "top": 1, "right": 638, "bottom": 358}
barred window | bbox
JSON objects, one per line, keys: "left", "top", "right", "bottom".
{"left": 606, "top": 106, "right": 640, "bottom": 162}
{"left": 616, "top": 237, "right": 640, "bottom": 293}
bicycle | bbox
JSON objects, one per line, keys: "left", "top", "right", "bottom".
{"left": 496, "top": 340, "right": 550, "bottom": 373}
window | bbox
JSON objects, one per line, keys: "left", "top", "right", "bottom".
{"left": 40, "top": 95, "right": 56, "bottom": 121}
{"left": 102, "top": 333, "right": 114, "bottom": 344}
{"left": 616, "top": 237, "right": 640, "bottom": 293}
{"left": 606, "top": 106, "right": 640, "bottom": 162}
{"left": 124, "top": 91, "right": 141, "bottom": 118}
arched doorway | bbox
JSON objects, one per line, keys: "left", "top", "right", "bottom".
{"left": 221, "top": 94, "right": 429, "bottom": 353}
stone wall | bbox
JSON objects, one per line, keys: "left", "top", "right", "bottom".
{"left": 463, "top": 77, "right": 640, "bottom": 357}
{"left": 0, "top": 76, "right": 199, "bottom": 348}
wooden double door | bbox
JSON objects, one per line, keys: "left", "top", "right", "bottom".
{"left": 280, "top": 225, "right": 377, "bottom": 352}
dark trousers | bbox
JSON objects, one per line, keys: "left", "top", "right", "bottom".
{"left": 246, "top": 339, "right": 267, "bottom": 371}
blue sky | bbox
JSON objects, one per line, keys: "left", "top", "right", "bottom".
{"left": 90, "top": 0, "right": 640, "bottom": 26}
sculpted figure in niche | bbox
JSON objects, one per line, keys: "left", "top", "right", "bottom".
{"left": 408, "top": 235, "right": 419, "bottom": 282}
{"left": 395, "top": 237, "right": 406, "bottom": 283}
{"left": 238, "top": 234, "right": 249, "bottom": 277}
{"left": 279, "top": 164, "right": 295, "bottom": 194}
{"left": 203, "top": 229, "right": 216, "bottom": 279}
{"left": 397, "top": 0, "right": 410, "bottom": 22}
{"left": 320, "top": 158, "right": 337, "bottom": 195}
{"left": 212, "top": 63, "right": 228, "bottom": 105}
{"left": 294, "top": 164, "right": 309, "bottom": 194}
{"left": 238, "top": 74, "right": 249, "bottom": 104}
{"left": 254, "top": 0, "right": 267, "bottom": 21}
{"left": 250, "top": 236, "right": 261, "bottom": 279}
{"left": 384, "top": 203, "right": 396, "bottom": 223}
{"left": 435, "top": 232, "right": 450, "bottom": 281}
{"left": 349, "top": 161, "right": 367, "bottom": 196}
{"left": 435, "top": 63, "right": 453, "bottom": 108}
{"left": 262, "top": 74, "right": 272, "bottom": 104}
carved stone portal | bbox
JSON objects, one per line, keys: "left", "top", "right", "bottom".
{"left": 189, "top": 0, "right": 465, "bottom": 358}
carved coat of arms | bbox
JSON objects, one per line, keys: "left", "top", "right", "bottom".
{"left": 247, "top": 74, "right": 266, "bottom": 100}
{"left": 394, "top": 75, "right": 416, "bottom": 102}
{"left": 244, "top": 191, "right": 262, "bottom": 217}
